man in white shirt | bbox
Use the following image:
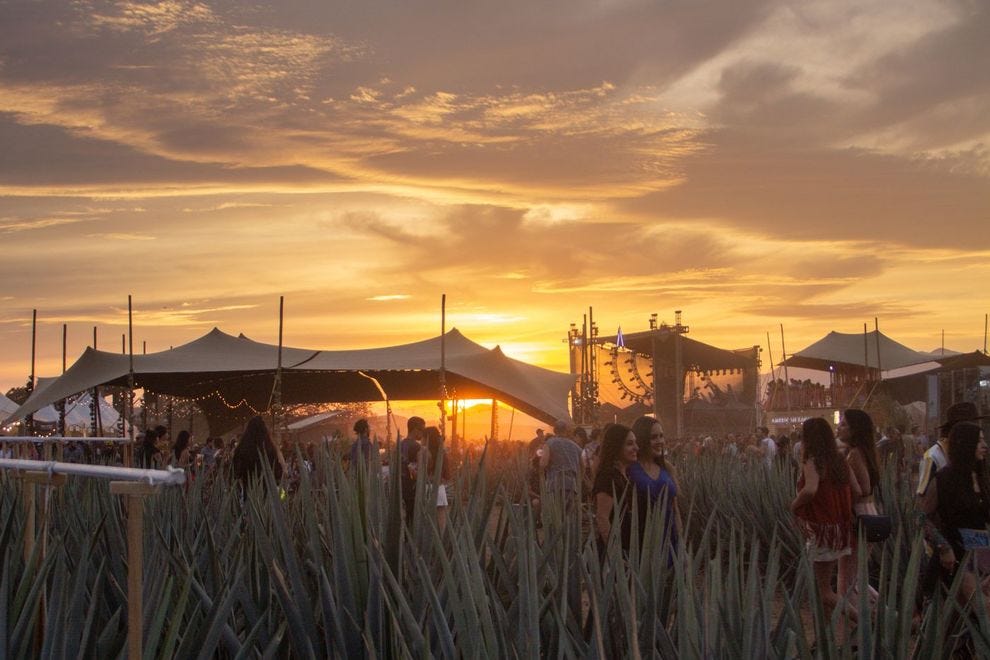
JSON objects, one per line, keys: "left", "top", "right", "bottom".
{"left": 758, "top": 426, "right": 777, "bottom": 467}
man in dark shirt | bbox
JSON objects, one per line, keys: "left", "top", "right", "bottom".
{"left": 399, "top": 416, "right": 425, "bottom": 521}
{"left": 349, "top": 418, "right": 375, "bottom": 467}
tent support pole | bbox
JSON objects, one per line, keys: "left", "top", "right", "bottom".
{"left": 651, "top": 331, "right": 660, "bottom": 421}
{"left": 491, "top": 400, "right": 497, "bottom": 441}
{"left": 674, "top": 311, "right": 684, "bottom": 438}
{"left": 58, "top": 323, "right": 67, "bottom": 438}
{"left": 274, "top": 296, "right": 284, "bottom": 441}
{"left": 27, "top": 309, "right": 37, "bottom": 437}
{"left": 588, "top": 306, "right": 597, "bottom": 424}
{"left": 780, "top": 324, "right": 791, "bottom": 413}
{"left": 439, "top": 294, "right": 447, "bottom": 445}
{"left": 874, "top": 317, "right": 883, "bottom": 380}
{"left": 765, "top": 331, "right": 777, "bottom": 411}
{"left": 455, "top": 400, "right": 462, "bottom": 446}
{"left": 126, "top": 296, "right": 135, "bottom": 467}
{"left": 91, "top": 326, "right": 99, "bottom": 437}
{"left": 864, "top": 323, "right": 870, "bottom": 381}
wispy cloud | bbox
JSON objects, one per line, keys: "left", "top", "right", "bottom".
{"left": 181, "top": 202, "right": 275, "bottom": 212}
{"left": 85, "top": 232, "right": 157, "bottom": 241}
{"left": 0, "top": 215, "right": 92, "bottom": 233}
{"left": 0, "top": 0, "right": 988, "bottom": 387}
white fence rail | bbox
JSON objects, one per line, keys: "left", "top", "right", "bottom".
{"left": 1, "top": 456, "right": 184, "bottom": 657}
{"left": 0, "top": 458, "right": 185, "bottom": 485}
{"left": 0, "top": 435, "right": 132, "bottom": 444}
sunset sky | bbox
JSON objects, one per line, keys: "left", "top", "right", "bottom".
{"left": 2, "top": 0, "right": 989, "bottom": 394}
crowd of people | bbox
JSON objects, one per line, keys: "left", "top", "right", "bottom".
{"left": 788, "top": 402, "right": 988, "bottom": 645}
{"left": 6, "top": 397, "right": 988, "bottom": 649}
{"left": 516, "top": 402, "right": 987, "bottom": 647}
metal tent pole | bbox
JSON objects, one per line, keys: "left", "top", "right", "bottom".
{"left": 127, "top": 296, "right": 135, "bottom": 466}
{"left": 440, "top": 294, "right": 447, "bottom": 444}
{"left": 27, "top": 309, "right": 37, "bottom": 437}
{"left": 780, "top": 324, "right": 791, "bottom": 413}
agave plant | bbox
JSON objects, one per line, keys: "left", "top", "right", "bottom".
{"left": 0, "top": 444, "right": 985, "bottom": 658}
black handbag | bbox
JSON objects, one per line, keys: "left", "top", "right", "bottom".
{"left": 857, "top": 514, "right": 892, "bottom": 543}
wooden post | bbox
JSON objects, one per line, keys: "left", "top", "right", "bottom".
{"left": 23, "top": 470, "right": 66, "bottom": 558}
{"left": 127, "top": 296, "right": 135, "bottom": 466}
{"left": 22, "top": 476, "right": 35, "bottom": 563}
{"left": 110, "top": 481, "right": 161, "bottom": 659}
{"left": 21, "top": 470, "right": 66, "bottom": 654}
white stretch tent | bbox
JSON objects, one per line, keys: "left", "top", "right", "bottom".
{"left": 63, "top": 392, "right": 121, "bottom": 428}
{"left": 1, "top": 393, "right": 58, "bottom": 423}
{"left": 6, "top": 328, "right": 576, "bottom": 431}
{"left": 1, "top": 394, "right": 18, "bottom": 419}
{"left": 780, "top": 330, "right": 932, "bottom": 372}
{"left": 4, "top": 390, "right": 120, "bottom": 430}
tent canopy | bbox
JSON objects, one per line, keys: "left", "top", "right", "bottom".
{"left": 1, "top": 394, "right": 18, "bottom": 418}
{"left": 6, "top": 327, "right": 575, "bottom": 428}
{"left": 598, "top": 329, "right": 756, "bottom": 372}
{"left": 780, "top": 330, "right": 931, "bottom": 372}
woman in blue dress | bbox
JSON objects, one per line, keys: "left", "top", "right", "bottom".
{"left": 627, "top": 416, "right": 680, "bottom": 558}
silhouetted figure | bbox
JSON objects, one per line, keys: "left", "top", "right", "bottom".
{"left": 231, "top": 416, "right": 284, "bottom": 487}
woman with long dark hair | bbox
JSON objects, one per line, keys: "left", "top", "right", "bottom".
{"left": 592, "top": 423, "right": 638, "bottom": 553}
{"left": 172, "top": 430, "right": 192, "bottom": 469}
{"left": 837, "top": 409, "right": 881, "bottom": 598}
{"left": 231, "top": 416, "right": 285, "bottom": 486}
{"left": 791, "top": 417, "right": 861, "bottom": 638}
{"left": 627, "top": 416, "right": 679, "bottom": 557}
{"left": 921, "top": 421, "right": 990, "bottom": 601}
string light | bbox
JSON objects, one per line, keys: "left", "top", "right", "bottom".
{"left": 139, "top": 387, "right": 273, "bottom": 416}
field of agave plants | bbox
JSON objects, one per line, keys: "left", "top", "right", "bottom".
{"left": 2, "top": 444, "right": 990, "bottom": 658}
